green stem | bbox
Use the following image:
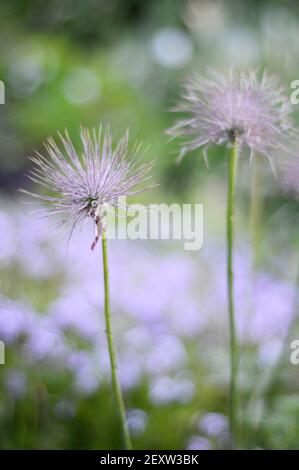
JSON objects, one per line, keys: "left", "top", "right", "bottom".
{"left": 226, "top": 141, "right": 239, "bottom": 448}
{"left": 101, "top": 230, "right": 132, "bottom": 450}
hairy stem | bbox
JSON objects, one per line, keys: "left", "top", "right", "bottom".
{"left": 226, "top": 141, "right": 239, "bottom": 448}
{"left": 101, "top": 230, "right": 132, "bottom": 450}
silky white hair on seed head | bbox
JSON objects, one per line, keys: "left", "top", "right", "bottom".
{"left": 21, "top": 125, "right": 155, "bottom": 250}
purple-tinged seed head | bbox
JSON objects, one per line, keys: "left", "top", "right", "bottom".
{"left": 21, "top": 125, "right": 155, "bottom": 249}
{"left": 167, "top": 69, "right": 293, "bottom": 169}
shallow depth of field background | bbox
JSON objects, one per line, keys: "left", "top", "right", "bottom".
{"left": 1, "top": 0, "right": 299, "bottom": 450}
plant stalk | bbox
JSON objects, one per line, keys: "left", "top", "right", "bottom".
{"left": 101, "top": 230, "right": 132, "bottom": 450}
{"left": 226, "top": 141, "right": 239, "bottom": 448}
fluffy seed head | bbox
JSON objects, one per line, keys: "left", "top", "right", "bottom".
{"left": 167, "top": 69, "right": 293, "bottom": 167}
{"left": 22, "top": 126, "right": 154, "bottom": 247}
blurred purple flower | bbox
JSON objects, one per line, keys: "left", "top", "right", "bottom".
{"left": 49, "top": 292, "right": 100, "bottom": 342}
{"left": 258, "top": 339, "right": 283, "bottom": 366}
{"left": 118, "top": 358, "right": 143, "bottom": 390}
{"left": 127, "top": 409, "right": 148, "bottom": 437}
{"left": 145, "top": 335, "right": 187, "bottom": 375}
{"left": 25, "top": 318, "right": 67, "bottom": 362}
{"left": 210, "top": 246, "right": 294, "bottom": 344}
{"left": 199, "top": 412, "right": 228, "bottom": 437}
{"left": 0, "top": 298, "right": 35, "bottom": 343}
{"left": 5, "top": 370, "right": 27, "bottom": 399}
{"left": 150, "top": 375, "right": 195, "bottom": 405}
{"left": 186, "top": 436, "right": 213, "bottom": 450}
{"left": 74, "top": 362, "right": 100, "bottom": 395}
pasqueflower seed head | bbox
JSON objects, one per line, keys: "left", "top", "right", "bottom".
{"left": 22, "top": 126, "right": 155, "bottom": 249}
{"left": 167, "top": 69, "right": 293, "bottom": 168}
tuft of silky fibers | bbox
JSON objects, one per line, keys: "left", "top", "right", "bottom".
{"left": 22, "top": 126, "right": 155, "bottom": 250}
{"left": 167, "top": 69, "right": 294, "bottom": 170}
